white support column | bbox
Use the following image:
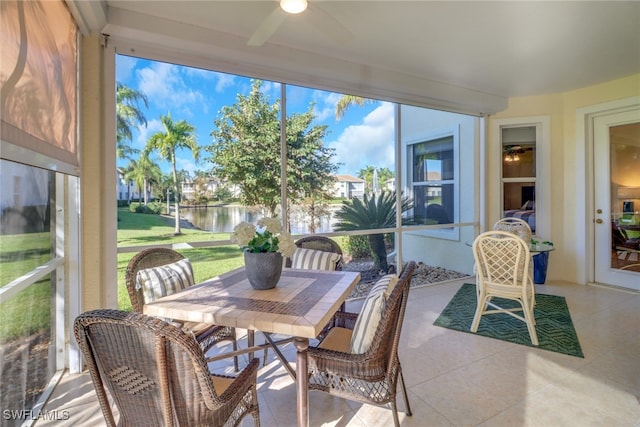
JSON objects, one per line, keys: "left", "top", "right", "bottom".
{"left": 395, "top": 104, "right": 403, "bottom": 271}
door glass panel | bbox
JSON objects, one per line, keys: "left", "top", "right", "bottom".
{"left": 610, "top": 122, "right": 640, "bottom": 272}
{"left": 501, "top": 126, "right": 537, "bottom": 232}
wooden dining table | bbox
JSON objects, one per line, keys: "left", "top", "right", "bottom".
{"left": 143, "top": 266, "right": 361, "bottom": 427}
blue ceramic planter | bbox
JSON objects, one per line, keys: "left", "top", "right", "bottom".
{"left": 533, "top": 252, "right": 549, "bottom": 284}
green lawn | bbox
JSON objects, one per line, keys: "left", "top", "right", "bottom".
{"left": 116, "top": 207, "right": 245, "bottom": 310}
{"left": 1, "top": 232, "right": 53, "bottom": 342}
{"left": 0, "top": 208, "right": 246, "bottom": 340}
{"left": 1, "top": 208, "right": 352, "bottom": 340}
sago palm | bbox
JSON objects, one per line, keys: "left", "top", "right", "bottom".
{"left": 333, "top": 190, "right": 413, "bottom": 271}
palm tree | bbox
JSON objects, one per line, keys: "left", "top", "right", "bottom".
{"left": 124, "top": 156, "right": 162, "bottom": 205}
{"left": 145, "top": 113, "right": 199, "bottom": 234}
{"left": 333, "top": 190, "right": 413, "bottom": 271}
{"left": 334, "top": 95, "right": 374, "bottom": 120}
{"left": 357, "top": 165, "right": 394, "bottom": 192}
{"left": 116, "top": 83, "right": 148, "bottom": 159}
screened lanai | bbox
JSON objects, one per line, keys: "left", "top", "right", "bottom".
{"left": 2, "top": 1, "right": 639, "bottom": 425}
{"left": 1, "top": 1, "right": 484, "bottom": 419}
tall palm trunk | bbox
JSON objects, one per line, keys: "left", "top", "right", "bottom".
{"left": 171, "top": 154, "right": 181, "bottom": 234}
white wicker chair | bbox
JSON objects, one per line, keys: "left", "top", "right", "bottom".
{"left": 493, "top": 217, "right": 532, "bottom": 242}
{"left": 471, "top": 230, "right": 538, "bottom": 345}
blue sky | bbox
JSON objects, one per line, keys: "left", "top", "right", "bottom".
{"left": 115, "top": 54, "right": 396, "bottom": 177}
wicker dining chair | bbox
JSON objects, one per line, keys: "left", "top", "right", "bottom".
{"left": 306, "top": 261, "right": 417, "bottom": 427}
{"left": 74, "top": 309, "right": 260, "bottom": 427}
{"left": 471, "top": 230, "right": 538, "bottom": 345}
{"left": 126, "top": 247, "right": 238, "bottom": 371}
{"left": 285, "top": 235, "right": 344, "bottom": 270}
{"left": 259, "top": 236, "right": 347, "bottom": 366}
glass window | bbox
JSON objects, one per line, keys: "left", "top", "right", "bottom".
{"left": 0, "top": 160, "right": 54, "bottom": 283}
{"left": 501, "top": 126, "right": 537, "bottom": 231}
{"left": 1, "top": 159, "right": 60, "bottom": 419}
{"left": 410, "top": 136, "right": 455, "bottom": 226}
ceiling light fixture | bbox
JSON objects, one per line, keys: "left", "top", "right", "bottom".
{"left": 280, "top": 0, "right": 308, "bottom": 14}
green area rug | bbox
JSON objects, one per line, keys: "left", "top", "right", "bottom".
{"left": 434, "top": 283, "right": 584, "bottom": 358}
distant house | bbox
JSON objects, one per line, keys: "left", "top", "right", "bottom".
{"left": 331, "top": 174, "right": 366, "bottom": 199}
{"left": 181, "top": 177, "right": 240, "bottom": 201}
{"left": 116, "top": 168, "right": 143, "bottom": 203}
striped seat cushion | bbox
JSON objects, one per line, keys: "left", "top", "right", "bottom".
{"left": 350, "top": 274, "right": 398, "bottom": 354}
{"left": 136, "top": 258, "right": 194, "bottom": 303}
{"left": 291, "top": 248, "right": 341, "bottom": 271}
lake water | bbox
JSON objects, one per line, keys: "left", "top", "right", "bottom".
{"left": 180, "top": 205, "right": 337, "bottom": 234}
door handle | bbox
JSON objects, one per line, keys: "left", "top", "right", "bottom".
{"left": 595, "top": 219, "right": 603, "bottom": 224}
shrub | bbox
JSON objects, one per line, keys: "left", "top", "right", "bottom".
{"left": 345, "top": 235, "right": 370, "bottom": 259}
{"left": 194, "top": 194, "right": 209, "bottom": 206}
{"left": 134, "top": 202, "right": 163, "bottom": 215}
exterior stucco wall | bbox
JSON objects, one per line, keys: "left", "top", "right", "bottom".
{"left": 400, "top": 106, "right": 478, "bottom": 275}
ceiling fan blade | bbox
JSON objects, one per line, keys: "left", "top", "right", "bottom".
{"left": 248, "top": 7, "right": 287, "bottom": 46}
{"left": 308, "top": 3, "right": 353, "bottom": 44}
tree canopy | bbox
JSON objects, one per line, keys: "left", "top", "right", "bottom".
{"left": 123, "top": 156, "right": 162, "bottom": 205}
{"left": 208, "top": 80, "right": 337, "bottom": 217}
{"left": 334, "top": 94, "right": 374, "bottom": 120}
{"left": 358, "top": 165, "right": 394, "bottom": 191}
{"left": 116, "top": 82, "right": 148, "bottom": 160}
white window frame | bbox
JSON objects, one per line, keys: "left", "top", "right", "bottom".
{"left": 491, "top": 116, "right": 551, "bottom": 238}
{"left": 406, "top": 126, "right": 460, "bottom": 240}
{"left": 0, "top": 150, "right": 82, "bottom": 420}
{"left": 501, "top": 125, "right": 537, "bottom": 215}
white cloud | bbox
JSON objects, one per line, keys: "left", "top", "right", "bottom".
{"left": 212, "top": 72, "right": 236, "bottom": 93}
{"left": 328, "top": 102, "right": 395, "bottom": 175}
{"left": 137, "top": 62, "right": 206, "bottom": 119}
{"left": 312, "top": 91, "right": 341, "bottom": 122}
{"left": 115, "top": 55, "right": 137, "bottom": 82}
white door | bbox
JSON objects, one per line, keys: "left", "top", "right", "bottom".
{"left": 593, "top": 109, "right": 640, "bottom": 290}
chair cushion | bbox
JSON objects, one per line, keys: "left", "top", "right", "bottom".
{"left": 211, "top": 374, "right": 233, "bottom": 395}
{"left": 318, "top": 327, "right": 353, "bottom": 353}
{"left": 349, "top": 274, "right": 397, "bottom": 354}
{"left": 136, "top": 258, "right": 194, "bottom": 303}
{"left": 290, "top": 248, "right": 341, "bottom": 271}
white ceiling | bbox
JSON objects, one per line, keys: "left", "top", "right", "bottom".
{"left": 69, "top": 0, "right": 640, "bottom": 114}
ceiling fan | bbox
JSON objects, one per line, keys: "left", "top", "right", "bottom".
{"left": 248, "top": 0, "right": 351, "bottom": 46}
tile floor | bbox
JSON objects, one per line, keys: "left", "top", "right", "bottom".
{"left": 37, "top": 278, "right": 640, "bottom": 426}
